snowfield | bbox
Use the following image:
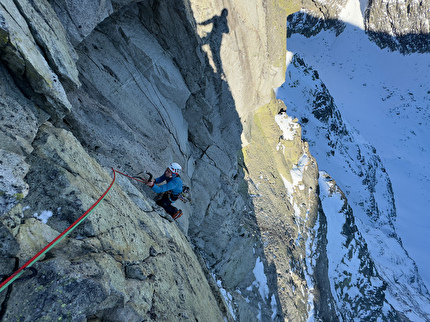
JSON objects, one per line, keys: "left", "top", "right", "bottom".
{"left": 276, "top": 2, "right": 430, "bottom": 318}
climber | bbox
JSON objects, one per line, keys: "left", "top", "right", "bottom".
{"left": 145, "top": 162, "right": 183, "bottom": 220}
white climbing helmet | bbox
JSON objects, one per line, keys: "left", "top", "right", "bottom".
{"left": 168, "top": 162, "right": 182, "bottom": 175}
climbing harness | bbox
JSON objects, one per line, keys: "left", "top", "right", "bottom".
{"left": 0, "top": 168, "right": 150, "bottom": 293}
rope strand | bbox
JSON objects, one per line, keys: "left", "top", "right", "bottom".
{"left": 0, "top": 168, "right": 144, "bottom": 293}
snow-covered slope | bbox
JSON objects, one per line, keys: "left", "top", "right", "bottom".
{"left": 277, "top": 6, "right": 430, "bottom": 319}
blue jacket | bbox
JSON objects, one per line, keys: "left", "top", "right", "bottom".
{"left": 151, "top": 173, "right": 183, "bottom": 196}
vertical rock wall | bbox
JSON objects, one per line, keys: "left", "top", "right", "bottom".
{"left": 5, "top": 0, "right": 427, "bottom": 320}
{"left": 242, "top": 96, "right": 324, "bottom": 320}
{"left": 1, "top": 0, "right": 319, "bottom": 320}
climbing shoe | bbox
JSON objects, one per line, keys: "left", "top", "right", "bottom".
{"left": 172, "top": 210, "right": 183, "bottom": 220}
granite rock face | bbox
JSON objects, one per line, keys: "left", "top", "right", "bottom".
{"left": 4, "top": 0, "right": 427, "bottom": 320}
{"left": 0, "top": 0, "right": 302, "bottom": 320}
{"left": 289, "top": 0, "right": 430, "bottom": 54}
{"left": 365, "top": 0, "right": 430, "bottom": 53}
{"left": 0, "top": 0, "right": 78, "bottom": 118}
{"left": 1, "top": 123, "right": 225, "bottom": 321}
{"left": 0, "top": 64, "right": 41, "bottom": 217}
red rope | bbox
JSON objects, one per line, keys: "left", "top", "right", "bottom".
{"left": 0, "top": 168, "right": 144, "bottom": 293}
